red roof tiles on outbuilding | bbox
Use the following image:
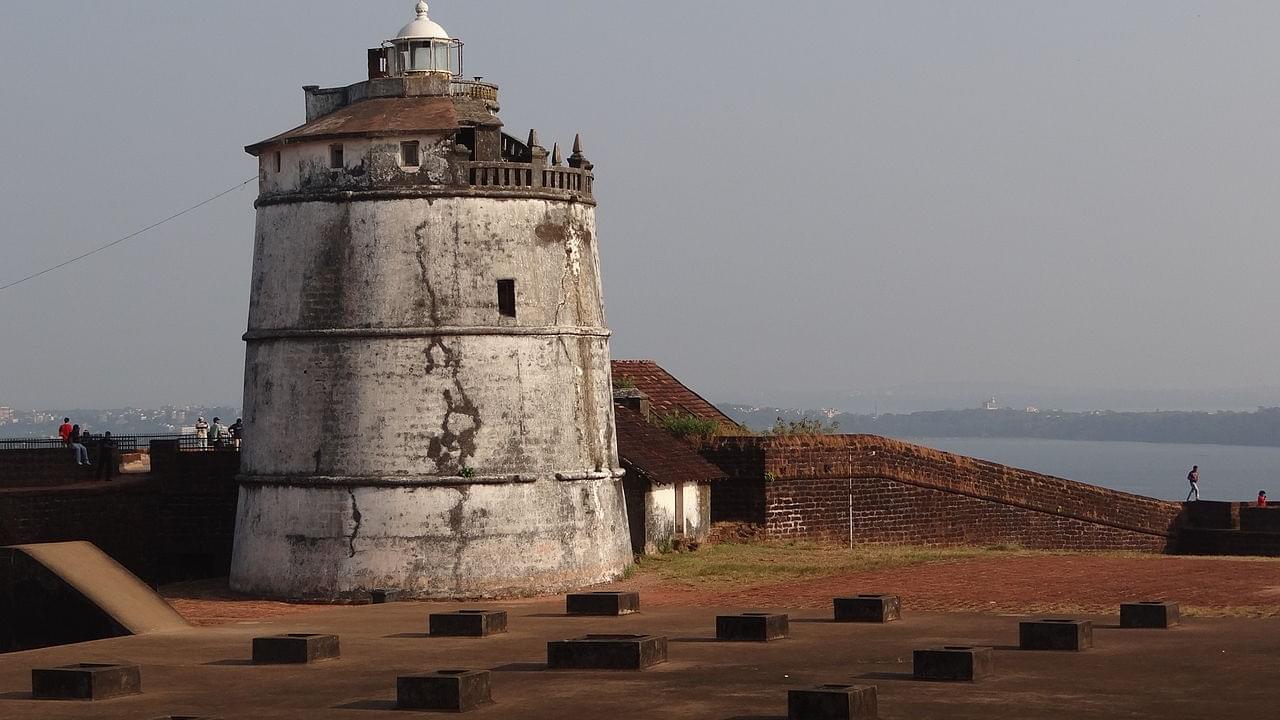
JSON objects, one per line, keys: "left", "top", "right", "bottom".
{"left": 611, "top": 360, "right": 738, "bottom": 427}
{"left": 614, "top": 406, "right": 726, "bottom": 486}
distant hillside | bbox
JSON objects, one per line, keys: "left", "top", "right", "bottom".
{"left": 724, "top": 405, "right": 1280, "bottom": 448}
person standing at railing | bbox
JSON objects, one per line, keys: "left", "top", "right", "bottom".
{"left": 94, "top": 432, "right": 116, "bottom": 482}
{"left": 58, "top": 418, "right": 72, "bottom": 445}
{"left": 210, "top": 417, "right": 226, "bottom": 449}
{"left": 69, "top": 424, "right": 90, "bottom": 466}
{"left": 229, "top": 418, "right": 244, "bottom": 450}
{"left": 195, "top": 417, "right": 209, "bottom": 449}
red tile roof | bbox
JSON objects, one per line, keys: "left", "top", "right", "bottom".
{"left": 246, "top": 97, "right": 460, "bottom": 155}
{"left": 614, "top": 406, "right": 726, "bottom": 486}
{"left": 611, "top": 360, "right": 738, "bottom": 428}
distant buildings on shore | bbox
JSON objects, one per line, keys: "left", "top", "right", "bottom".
{"left": 0, "top": 405, "right": 240, "bottom": 438}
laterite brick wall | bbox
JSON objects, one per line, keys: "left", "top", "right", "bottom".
{"left": 704, "top": 435, "right": 1183, "bottom": 552}
{"left": 0, "top": 444, "right": 241, "bottom": 584}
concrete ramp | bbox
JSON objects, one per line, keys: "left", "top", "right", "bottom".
{"left": 1, "top": 541, "right": 188, "bottom": 653}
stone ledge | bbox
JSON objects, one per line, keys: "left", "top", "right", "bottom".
{"left": 243, "top": 326, "right": 612, "bottom": 342}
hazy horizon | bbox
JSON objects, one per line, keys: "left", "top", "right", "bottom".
{"left": 3, "top": 1, "right": 1278, "bottom": 411}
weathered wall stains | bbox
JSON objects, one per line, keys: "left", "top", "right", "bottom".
{"left": 232, "top": 477, "right": 631, "bottom": 601}
{"left": 234, "top": 178, "right": 628, "bottom": 599}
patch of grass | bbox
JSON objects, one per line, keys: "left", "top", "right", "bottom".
{"left": 632, "top": 541, "right": 1022, "bottom": 589}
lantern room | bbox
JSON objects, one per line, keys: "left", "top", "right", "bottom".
{"left": 383, "top": 2, "right": 463, "bottom": 77}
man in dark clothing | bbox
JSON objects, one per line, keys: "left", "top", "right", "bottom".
{"left": 94, "top": 432, "right": 116, "bottom": 482}
{"left": 228, "top": 418, "right": 244, "bottom": 450}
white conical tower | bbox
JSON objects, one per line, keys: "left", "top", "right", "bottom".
{"left": 231, "top": 2, "right": 627, "bottom": 600}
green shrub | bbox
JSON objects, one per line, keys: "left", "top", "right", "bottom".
{"left": 658, "top": 413, "right": 722, "bottom": 440}
{"left": 766, "top": 416, "right": 841, "bottom": 436}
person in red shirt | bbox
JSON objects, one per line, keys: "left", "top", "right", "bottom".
{"left": 58, "top": 418, "right": 72, "bottom": 445}
{"left": 1259, "top": 491, "right": 1268, "bottom": 508}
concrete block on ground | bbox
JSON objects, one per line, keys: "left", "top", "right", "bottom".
{"left": 716, "top": 613, "right": 789, "bottom": 642}
{"left": 1121, "top": 601, "right": 1180, "bottom": 629}
{"left": 787, "top": 684, "right": 878, "bottom": 720}
{"left": 31, "top": 663, "right": 142, "bottom": 701}
{"left": 397, "top": 669, "right": 493, "bottom": 712}
{"left": 834, "top": 594, "right": 901, "bottom": 623}
{"left": 913, "top": 646, "right": 993, "bottom": 681}
{"left": 430, "top": 610, "right": 509, "bottom": 637}
{"left": 1019, "top": 620, "right": 1093, "bottom": 651}
{"left": 251, "top": 634, "right": 340, "bottom": 664}
{"left": 566, "top": 591, "right": 640, "bottom": 616}
{"left": 546, "top": 634, "right": 668, "bottom": 670}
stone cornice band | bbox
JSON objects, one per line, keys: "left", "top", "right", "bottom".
{"left": 240, "top": 469, "right": 626, "bottom": 488}
{"left": 244, "top": 326, "right": 612, "bottom": 342}
{"left": 256, "top": 188, "right": 596, "bottom": 208}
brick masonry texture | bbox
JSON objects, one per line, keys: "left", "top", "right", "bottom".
{"left": 0, "top": 446, "right": 240, "bottom": 584}
{"left": 0, "top": 480, "right": 158, "bottom": 579}
{"left": 0, "top": 449, "right": 118, "bottom": 489}
{"left": 704, "top": 435, "right": 1184, "bottom": 552}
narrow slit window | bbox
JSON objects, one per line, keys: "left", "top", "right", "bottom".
{"left": 329, "top": 143, "right": 344, "bottom": 169}
{"left": 401, "top": 141, "right": 420, "bottom": 168}
{"left": 497, "top": 279, "right": 517, "bottom": 318}
{"left": 273, "top": 151, "right": 282, "bottom": 173}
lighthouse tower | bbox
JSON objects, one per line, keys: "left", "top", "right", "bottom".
{"left": 232, "top": 2, "right": 631, "bottom": 600}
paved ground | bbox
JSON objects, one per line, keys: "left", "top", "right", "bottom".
{"left": 0, "top": 596, "right": 1275, "bottom": 719}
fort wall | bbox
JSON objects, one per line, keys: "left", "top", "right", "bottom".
{"left": 705, "top": 435, "right": 1183, "bottom": 552}
{"left": 0, "top": 447, "right": 240, "bottom": 585}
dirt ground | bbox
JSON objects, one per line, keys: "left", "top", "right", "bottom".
{"left": 161, "top": 579, "right": 333, "bottom": 626}
{"left": 162, "top": 549, "right": 1280, "bottom": 625}
{"left": 608, "top": 553, "right": 1280, "bottom": 618}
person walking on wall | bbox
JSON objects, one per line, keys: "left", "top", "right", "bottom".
{"left": 58, "top": 417, "right": 72, "bottom": 445}
{"left": 1185, "top": 465, "right": 1201, "bottom": 502}
{"left": 69, "top": 424, "right": 90, "bottom": 466}
{"left": 195, "top": 417, "right": 209, "bottom": 449}
{"left": 94, "top": 432, "right": 116, "bottom": 482}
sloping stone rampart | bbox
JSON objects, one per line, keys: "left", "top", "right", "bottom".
{"left": 704, "top": 435, "right": 1183, "bottom": 551}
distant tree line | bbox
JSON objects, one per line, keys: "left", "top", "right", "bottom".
{"left": 727, "top": 406, "right": 1280, "bottom": 448}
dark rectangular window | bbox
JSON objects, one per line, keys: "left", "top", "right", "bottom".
{"left": 329, "top": 143, "right": 344, "bottom": 169}
{"left": 273, "top": 151, "right": 282, "bottom": 173}
{"left": 497, "top": 279, "right": 517, "bottom": 318}
{"left": 401, "top": 141, "right": 420, "bottom": 167}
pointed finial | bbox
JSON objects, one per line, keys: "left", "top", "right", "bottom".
{"left": 527, "top": 128, "right": 541, "bottom": 149}
{"left": 568, "top": 133, "right": 592, "bottom": 170}
{"left": 551, "top": 143, "right": 563, "bottom": 166}
{"left": 416, "top": 1, "right": 430, "bottom": 19}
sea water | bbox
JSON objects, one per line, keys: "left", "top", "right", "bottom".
{"left": 903, "top": 437, "right": 1280, "bottom": 502}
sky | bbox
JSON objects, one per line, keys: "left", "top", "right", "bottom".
{"left": 1, "top": 1, "right": 1279, "bottom": 412}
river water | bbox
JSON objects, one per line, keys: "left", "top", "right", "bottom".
{"left": 902, "top": 437, "right": 1280, "bottom": 502}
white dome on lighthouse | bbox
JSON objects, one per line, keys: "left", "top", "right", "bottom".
{"left": 397, "top": 2, "right": 451, "bottom": 40}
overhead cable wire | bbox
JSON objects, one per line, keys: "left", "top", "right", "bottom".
{"left": 0, "top": 176, "right": 258, "bottom": 293}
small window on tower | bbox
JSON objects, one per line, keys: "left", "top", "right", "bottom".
{"left": 497, "top": 279, "right": 517, "bottom": 318}
{"left": 273, "top": 151, "right": 282, "bottom": 173}
{"left": 329, "top": 144, "right": 344, "bottom": 169}
{"left": 401, "top": 141, "right": 420, "bottom": 168}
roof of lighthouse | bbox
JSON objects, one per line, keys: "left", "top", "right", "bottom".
{"left": 246, "top": 97, "right": 463, "bottom": 155}
{"left": 396, "top": 2, "right": 452, "bottom": 40}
